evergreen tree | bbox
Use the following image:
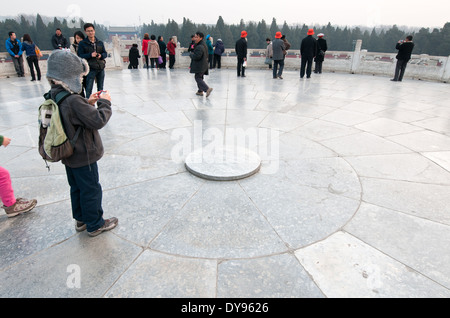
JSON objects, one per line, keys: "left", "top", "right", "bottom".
{"left": 180, "top": 18, "right": 197, "bottom": 47}
{"left": 246, "top": 21, "right": 259, "bottom": 48}
{"left": 269, "top": 18, "right": 278, "bottom": 38}
{"left": 34, "top": 14, "right": 50, "bottom": 49}
{"left": 436, "top": 22, "right": 450, "bottom": 56}
{"left": 166, "top": 19, "right": 179, "bottom": 39}
{"left": 1, "top": 14, "right": 449, "bottom": 57}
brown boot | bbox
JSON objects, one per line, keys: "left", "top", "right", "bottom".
{"left": 88, "top": 217, "right": 118, "bottom": 237}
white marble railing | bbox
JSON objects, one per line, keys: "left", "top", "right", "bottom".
{"left": 1, "top": 39, "right": 449, "bottom": 83}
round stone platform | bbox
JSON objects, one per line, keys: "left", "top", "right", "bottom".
{"left": 185, "top": 147, "right": 261, "bottom": 181}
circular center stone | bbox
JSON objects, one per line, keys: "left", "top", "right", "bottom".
{"left": 185, "top": 147, "right": 262, "bottom": 181}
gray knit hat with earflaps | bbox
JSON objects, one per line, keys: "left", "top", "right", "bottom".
{"left": 46, "top": 49, "right": 89, "bottom": 94}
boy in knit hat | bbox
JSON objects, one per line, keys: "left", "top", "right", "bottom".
{"left": 46, "top": 49, "right": 118, "bottom": 237}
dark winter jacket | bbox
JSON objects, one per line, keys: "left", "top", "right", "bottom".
{"left": 22, "top": 41, "right": 37, "bottom": 57}
{"left": 5, "top": 38, "right": 22, "bottom": 57}
{"left": 77, "top": 37, "right": 108, "bottom": 70}
{"left": 129, "top": 46, "right": 140, "bottom": 66}
{"left": 235, "top": 38, "right": 247, "bottom": 59}
{"left": 272, "top": 38, "right": 285, "bottom": 61}
{"left": 51, "top": 34, "right": 69, "bottom": 49}
{"left": 214, "top": 40, "right": 225, "bottom": 55}
{"left": 50, "top": 84, "right": 112, "bottom": 168}
{"left": 300, "top": 35, "right": 318, "bottom": 58}
{"left": 158, "top": 40, "right": 167, "bottom": 56}
{"left": 396, "top": 41, "right": 414, "bottom": 61}
{"left": 315, "top": 38, "right": 328, "bottom": 62}
{"left": 189, "top": 39, "right": 209, "bottom": 74}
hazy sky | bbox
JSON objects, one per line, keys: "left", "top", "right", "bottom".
{"left": 3, "top": 0, "right": 449, "bottom": 29}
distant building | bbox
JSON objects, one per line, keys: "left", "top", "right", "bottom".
{"left": 107, "top": 27, "right": 142, "bottom": 65}
{"left": 108, "top": 27, "right": 139, "bottom": 41}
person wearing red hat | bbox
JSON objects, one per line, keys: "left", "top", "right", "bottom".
{"left": 300, "top": 29, "right": 318, "bottom": 79}
{"left": 272, "top": 32, "right": 286, "bottom": 79}
{"left": 235, "top": 31, "right": 248, "bottom": 77}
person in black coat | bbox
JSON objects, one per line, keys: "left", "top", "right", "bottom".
{"left": 158, "top": 36, "right": 167, "bottom": 69}
{"left": 300, "top": 29, "right": 318, "bottom": 78}
{"left": 128, "top": 44, "right": 140, "bottom": 69}
{"left": 190, "top": 32, "right": 213, "bottom": 97}
{"left": 235, "top": 31, "right": 248, "bottom": 77}
{"left": 391, "top": 35, "right": 415, "bottom": 82}
{"left": 213, "top": 39, "right": 225, "bottom": 69}
{"left": 51, "top": 28, "right": 69, "bottom": 49}
{"left": 314, "top": 33, "right": 327, "bottom": 74}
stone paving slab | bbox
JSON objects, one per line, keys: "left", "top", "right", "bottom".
{"left": 0, "top": 68, "right": 449, "bottom": 298}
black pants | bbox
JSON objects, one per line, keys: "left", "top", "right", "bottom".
{"left": 300, "top": 56, "right": 313, "bottom": 78}
{"left": 273, "top": 59, "right": 284, "bottom": 78}
{"left": 12, "top": 56, "right": 24, "bottom": 76}
{"left": 150, "top": 57, "right": 158, "bottom": 68}
{"left": 169, "top": 54, "right": 175, "bottom": 69}
{"left": 314, "top": 60, "right": 323, "bottom": 73}
{"left": 65, "top": 163, "right": 105, "bottom": 232}
{"left": 195, "top": 73, "right": 209, "bottom": 92}
{"left": 209, "top": 54, "right": 213, "bottom": 68}
{"left": 26, "top": 55, "right": 41, "bottom": 80}
{"left": 213, "top": 54, "right": 222, "bottom": 68}
{"left": 237, "top": 57, "right": 246, "bottom": 76}
{"left": 393, "top": 59, "right": 408, "bottom": 81}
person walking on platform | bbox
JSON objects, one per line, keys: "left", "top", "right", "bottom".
{"left": 147, "top": 35, "right": 160, "bottom": 69}
{"left": 158, "top": 36, "right": 167, "bottom": 69}
{"left": 272, "top": 32, "right": 286, "bottom": 79}
{"left": 391, "top": 35, "right": 414, "bottom": 82}
{"left": 21, "top": 33, "right": 41, "bottom": 81}
{"left": 314, "top": 33, "right": 327, "bottom": 74}
{"left": 206, "top": 34, "right": 214, "bottom": 69}
{"left": 5, "top": 31, "right": 25, "bottom": 77}
{"left": 142, "top": 33, "right": 150, "bottom": 69}
{"left": 77, "top": 23, "right": 108, "bottom": 98}
{"left": 213, "top": 38, "right": 225, "bottom": 69}
{"left": 167, "top": 37, "right": 177, "bottom": 69}
{"left": 235, "top": 30, "right": 248, "bottom": 77}
{"left": 300, "top": 29, "right": 318, "bottom": 79}
{"left": 265, "top": 38, "right": 273, "bottom": 69}
{"left": 46, "top": 49, "right": 118, "bottom": 237}
{"left": 190, "top": 32, "right": 213, "bottom": 97}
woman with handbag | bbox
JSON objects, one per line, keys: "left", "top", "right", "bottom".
{"left": 147, "top": 35, "right": 160, "bottom": 69}
{"left": 21, "top": 34, "right": 41, "bottom": 81}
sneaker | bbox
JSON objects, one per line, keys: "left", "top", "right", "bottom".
{"left": 2, "top": 198, "right": 37, "bottom": 218}
{"left": 75, "top": 221, "right": 87, "bottom": 232}
{"left": 206, "top": 87, "right": 213, "bottom": 97}
{"left": 278, "top": 76, "right": 283, "bottom": 80}
{"left": 196, "top": 91, "right": 204, "bottom": 96}
{"left": 88, "top": 217, "right": 118, "bottom": 237}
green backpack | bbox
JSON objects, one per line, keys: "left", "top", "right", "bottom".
{"left": 38, "top": 91, "right": 81, "bottom": 169}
